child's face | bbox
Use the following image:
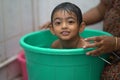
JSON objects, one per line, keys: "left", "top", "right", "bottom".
{"left": 51, "top": 10, "right": 80, "bottom": 40}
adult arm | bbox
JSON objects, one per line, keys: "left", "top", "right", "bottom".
{"left": 83, "top": 0, "right": 106, "bottom": 25}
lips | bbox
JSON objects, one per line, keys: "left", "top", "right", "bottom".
{"left": 61, "top": 31, "right": 70, "bottom": 36}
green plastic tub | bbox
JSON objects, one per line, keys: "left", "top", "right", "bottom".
{"left": 20, "top": 28, "right": 112, "bottom": 80}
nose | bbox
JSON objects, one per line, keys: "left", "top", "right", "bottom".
{"left": 62, "top": 22, "right": 67, "bottom": 29}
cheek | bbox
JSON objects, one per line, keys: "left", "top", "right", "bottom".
{"left": 53, "top": 27, "right": 60, "bottom": 34}
{"left": 70, "top": 26, "right": 79, "bottom": 31}
{"left": 54, "top": 26, "right": 61, "bottom": 30}
{"left": 71, "top": 27, "right": 80, "bottom": 35}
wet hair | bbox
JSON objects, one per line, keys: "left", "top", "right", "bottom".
{"left": 51, "top": 2, "right": 82, "bottom": 26}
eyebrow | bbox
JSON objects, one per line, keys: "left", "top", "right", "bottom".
{"left": 53, "top": 18, "right": 61, "bottom": 21}
{"left": 53, "top": 17, "right": 76, "bottom": 21}
{"left": 67, "top": 17, "right": 76, "bottom": 20}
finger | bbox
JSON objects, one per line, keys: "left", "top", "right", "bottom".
{"left": 83, "top": 43, "right": 96, "bottom": 48}
{"left": 43, "top": 23, "right": 51, "bottom": 29}
{"left": 83, "top": 42, "right": 101, "bottom": 48}
{"left": 85, "top": 36, "right": 102, "bottom": 42}
{"left": 39, "top": 22, "right": 51, "bottom": 30}
{"left": 86, "top": 47, "right": 103, "bottom": 56}
{"left": 45, "top": 22, "right": 51, "bottom": 28}
{"left": 39, "top": 25, "right": 46, "bottom": 30}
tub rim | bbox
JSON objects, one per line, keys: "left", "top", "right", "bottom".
{"left": 20, "top": 28, "right": 112, "bottom": 55}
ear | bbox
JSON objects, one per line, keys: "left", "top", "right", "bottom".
{"left": 49, "top": 24, "right": 55, "bottom": 35}
{"left": 79, "top": 21, "right": 86, "bottom": 33}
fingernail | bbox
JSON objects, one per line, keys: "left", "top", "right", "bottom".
{"left": 86, "top": 52, "right": 89, "bottom": 55}
{"left": 83, "top": 46, "right": 86, "bottom": 48}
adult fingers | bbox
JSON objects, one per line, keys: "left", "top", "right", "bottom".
{"left": 84, "top": 36, "right": 104, "bottom": 42}
{"left": 86, "top": 47, "right": 104, "bottom": 56}
{"left": 83, "top": 41, "right": 102, "bottom": 48}
{"left": 39, "top": 22, "right": 51, "bottom": 30}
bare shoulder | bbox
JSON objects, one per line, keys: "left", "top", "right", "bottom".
{"left": 51, "top": 40, "right": 61, "bottom": 48}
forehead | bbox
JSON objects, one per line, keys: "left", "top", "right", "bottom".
{"left": 53, "top": 10, "right": 76, "bottom": 18}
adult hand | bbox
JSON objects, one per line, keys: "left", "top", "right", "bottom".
{"left": 83, "top": 36, "right": 116, "bottom": 56}
{"left": 39, "top": 21, "right": 51, "bottom": 30}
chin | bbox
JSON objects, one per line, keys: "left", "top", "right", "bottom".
{"left": 60, "top": 37, "right": 71, "bottom": 41}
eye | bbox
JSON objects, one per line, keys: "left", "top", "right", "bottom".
{"left": 68, "top": 20, "right": 75, "bottom": 24}
{"left": 68, "top": 19, "right": 75, "bottom": 24}
{"left": 54, "top": 21, "right": 61, "bottom": 26}
{"left": 69, "top": 21, "right": 74, "bottom": 23}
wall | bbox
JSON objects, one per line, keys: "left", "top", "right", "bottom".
{"left": 0, "top": 0, "right": 102, "bottom": 80}
{"left": 0, "top": 0, "right": 34, "bottom": 80}
{"left": 38, "top": 0, "right": 103, "bottom": 30}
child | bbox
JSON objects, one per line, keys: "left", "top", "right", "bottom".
{"left": 50, "top": 2, "right": 88, "bottom": 49}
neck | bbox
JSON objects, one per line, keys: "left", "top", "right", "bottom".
{"left": 60, "top": 37, "right": 80, "bottom": 49}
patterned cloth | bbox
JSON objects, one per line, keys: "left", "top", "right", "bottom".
{"left": 101, "top": 0, "right": 120, "bottom": 80}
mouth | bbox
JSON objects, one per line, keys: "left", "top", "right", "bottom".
{"left": 61, "top": 31, "right": 70, "bottom": 36}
